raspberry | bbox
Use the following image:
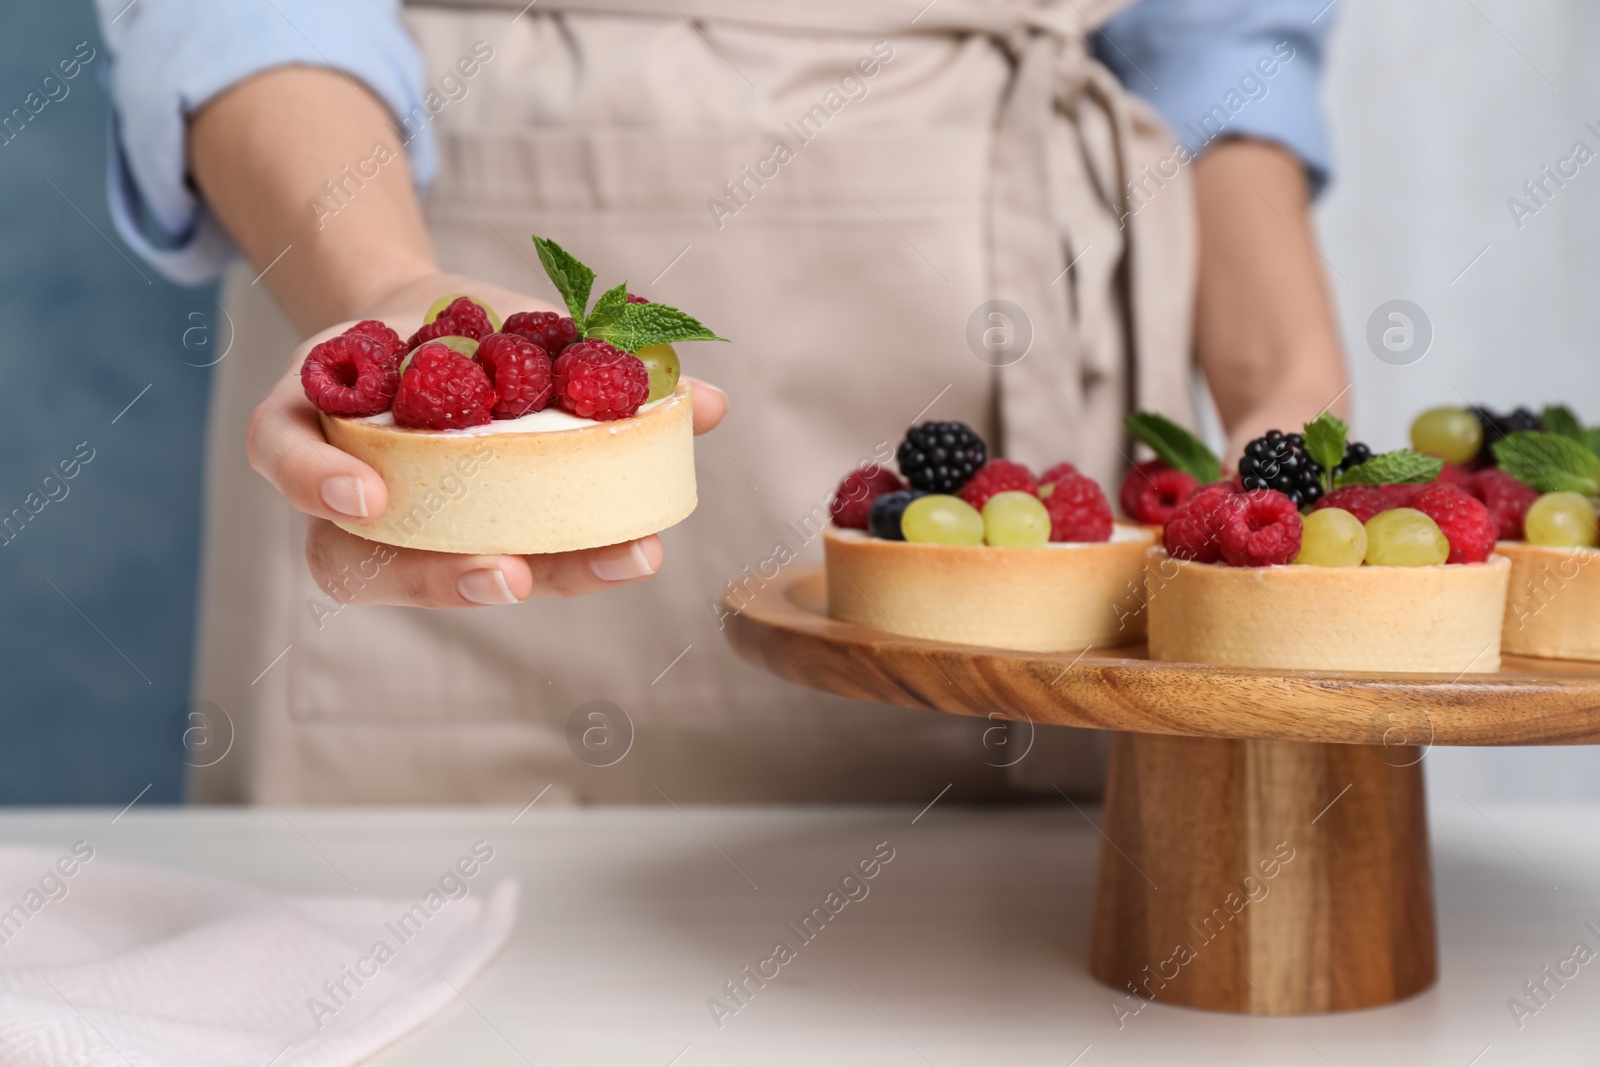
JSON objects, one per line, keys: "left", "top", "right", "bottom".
{"left": 1162, "top": 484, "right": 1240, "bottom": 563}
{"left": 958, "top": 460, "right": 1038, "bottom": 510}
{"left": 830, "top": 466, "right": 907, "bottom": 529}
{"left": 1039, "top": 462, "right": 1079, "bottom": 485}
{"left": 406, "top": 297, "right": 494, "bottom": 349}
{"left": 1378, "top": 482, "right": 1424, "bottom": 507}
{"left": 1216, "top": 489, "right": 1302, "bottom": 567}
{"left": 300, "top": 333, "right": 399, "bottom": 417}
{"left": 345, "top": 319, "right": 405, "bottom": 362}
{"left": 897, "top": 422, "right": 987, "bottom": 493}
{"left": 502, "top": 311, "right": 579, "bottom": 356}
{"left": 1039, "top": 472, "right": 1113, "bottom": 542}
{"left": 1437, "top": 462, "right": 1471, "bottom": 487}
{"left": 626, "top": 293, "right": 650, "bottom": 304}
{"left": 1118, "top": 460, "right": 1199, "bottom": 525}
{"left": 1466, "top": 468, "right": 1538, "bottom": 541}
{"left": 552, "top": 340, "right": 650, "bottom": 421}
{"left": 476, "top": 333, "right": 554, "bottom": 419}
{"left": 391, "top": 343, "right": 496, "bottom": 430}
{"left": 1314, "top": 485, "right": 1393, "bottom": 524}
{"left": 1411, "top": 482, "right": 1497, "bottom": 563}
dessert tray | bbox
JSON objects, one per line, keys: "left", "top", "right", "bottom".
{"left": 723, "top": 565, "right": 1600, "bottom": 1015}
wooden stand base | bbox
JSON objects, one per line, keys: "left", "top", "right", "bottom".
{"left": 1090, "top": 733, "right": 1437, "bottom": 1014}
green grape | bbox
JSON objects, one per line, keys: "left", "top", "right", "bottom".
{"left": 400, "top": 335, "right": 478, "bottom": 373}
{"left": 1409, "top": 406, "right": 1482, "bottom": 465}
{"left": 1294, "top": 507, "right": 1367, "bottom": 567}
{"left": 1364, "top": 507, "right": 1449, "bottom": 566}
{"left": 981, "top": 491, "right": 1051, "bottom": 548}
{"left": 1524, "top": 491, "right": 1599, "bottom": 548}
{"left": 902, "top": 494, "right": 985, "bottom": 546}
{"left": 637, "top": 343, "right": 681, "bottom": 403}
{"left": 424, "top": 292, "right": 502, "bottom": 331}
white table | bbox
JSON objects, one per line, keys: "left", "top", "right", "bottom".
{"left": 0, "top": 802, "right": 1594, "bottom": 1065}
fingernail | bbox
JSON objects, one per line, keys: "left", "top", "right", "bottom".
{"left": 458, "top": 567, "right": 517, "bottom": 605}
{"left": 692, "top": 381, "right": 727, "bottom": 403}
{"left": 591, "top": 541, "right": 656, "bottom": 582}
{"left": 320, "top": 476, "right": 368, "bottom": 519}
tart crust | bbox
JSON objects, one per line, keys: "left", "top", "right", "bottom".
{"left": 1499, "top": 540, "right": 1600, "bottom": 661}
{"left": 823, "top": 525, "right": 1155, "bottom": 652}
{"left": 1146, "top": 547, "right": 1511, "bottom": 673}
{"left": 320, "top": 380, "right": 696, "bottom": 555}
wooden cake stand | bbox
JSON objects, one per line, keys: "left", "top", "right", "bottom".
{"left": 723, "top": 566, "right": 1600, "bottom": 1015}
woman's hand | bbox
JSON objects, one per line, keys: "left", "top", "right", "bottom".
{"left": 246, "top": 273, "right": 728, "bottom": 608}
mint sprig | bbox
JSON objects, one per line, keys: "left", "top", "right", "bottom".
{"left": 1124, "top": 412, "right": 1221, "bottom": 484}
{"left": 530, "top": 234, "right": 727, "bottom": 352}
{"left": 588, "top": 302, "right": 727, "bottom": 353}
{"left": 1492, "top": 430, "right": 1600, "bottom": 495}
{"left": 1301, "top": 412, "right": 1348, "bottom": 494}
{"left": 1334, "top": 450, "right": 1444, "bottom": 488}
{"left": 1585, "top": 427, "right": 1600, "bottom": 458}
{"left": 1542, "top": 404, "right": 1585, "bottom": 444}
{"left": 532, "top": 236, "right": 595, "bottom": 324}
{"left": 585, "top": 282, "right": 630, "bottom": 334}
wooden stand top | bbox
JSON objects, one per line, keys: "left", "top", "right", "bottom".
{"left": 723, "top": 567, "right": 1600, "bottom": 748}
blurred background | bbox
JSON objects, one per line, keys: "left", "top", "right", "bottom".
{"left": 1, "top": 0, "right": 1595, "bottom": 804}
{"left": 0, "top": 2, "right": 211, "bottom": 804}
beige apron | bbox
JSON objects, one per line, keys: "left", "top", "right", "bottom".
{"left": 190, "top": 0, "right": 1197, "bottom": 804}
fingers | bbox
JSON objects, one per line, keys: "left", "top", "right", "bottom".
{"left": 687, "top": 377, "right": 727, "bottom": 436}
{"left": 248, "top": 366, "right": 391, "bottom": 524}
{"left": 305, "top": 523, "right": 665, "bottom": 608}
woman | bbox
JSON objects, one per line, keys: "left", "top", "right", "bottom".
{"left": 99, "top": 0, "right": 1346, "bottom": 803}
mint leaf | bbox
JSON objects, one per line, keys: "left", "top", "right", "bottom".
{"left": 1334, "top": 450, "right": 1444, "bottom": 487}
{"left": 532, "top": 236, "right": 595, "bottom": 323}
{"left": 588, "top": 301, "right": 727, "bottom": 353}
{"left": 1542, "top": 404, "right": 1585, "bottom": 443}
{"left": 1302, "top": 412, "right": 1348, "bottom": 491}
{"left": 1124, "top": 412, "right": 1221, "bottom": 485}
{"left": 1492, "top": 430, "right": 1600, "bottom": 495}
{"left": 1585, "top": 427, "right": 1600, "bottom": 457}
{"left": 584, "top": 282, "right": 630, "bottom": 336}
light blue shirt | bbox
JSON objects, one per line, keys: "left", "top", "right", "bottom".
{"left": 96, "top": 0, "right": 1334, "bottom": 286}
{"left": 1095, "top": 0, "right": 1335, "bottom": 192}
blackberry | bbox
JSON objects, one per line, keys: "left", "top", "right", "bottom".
{"left": 1335, "top": 441, "right": 1372, "bottom": 478}
{"left": 1472, "top": 406, "right": 1542, "bottom": 447}
{"left": 897, "top": 421, "right": 987, "bottom": 494}
{"left": 1239, "top": 431, "right": 1323, "bottom": 507}
{"left": 1469, "top": 406, "right": 1542, "bottom": 468}
{"left": 868, "top": 490, "right": 926, "bottom": 541}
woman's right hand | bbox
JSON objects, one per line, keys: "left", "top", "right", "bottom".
{"left": 245, "top": 273, "right": 728, "bottom": 609}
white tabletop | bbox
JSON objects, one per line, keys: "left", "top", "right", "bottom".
{"left": 0, "top": 801, "right": 1593, "bottom": 1066}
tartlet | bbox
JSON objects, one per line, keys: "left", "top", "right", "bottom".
{"left": 820, "top": 420, "right": 1146, "bottom": 651}
{"left": 1498, "top": 542, "right": 1600, "bottom": 661}
{"left": 1146, "top": 547, "right": 1511, "bottom": 673}
{"left": 825, "top": 524, "right": 1155, "bottom": 652}
{"left": 1145, "top": 412, "right": 1514, "bottom": 673}
{"left": 322, "top": 381, "right": 695, "bottom": 555}
{"left": 299, "top": 235, "right": 723, "bottom": 556}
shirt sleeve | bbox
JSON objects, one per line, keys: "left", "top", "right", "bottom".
{"left": 93, "top": 0, "right": 432, "bottom": 286}
{"left": 1094, "top": 0, "right": 1336, "bottom": 194}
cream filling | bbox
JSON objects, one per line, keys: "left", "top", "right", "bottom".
{"left": 356, "top": 396, "right": 669, "bottom": 436}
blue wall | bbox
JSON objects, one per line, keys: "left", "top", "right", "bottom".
{"left": 0, "top": 3, "right": 211, "bottom": 803}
